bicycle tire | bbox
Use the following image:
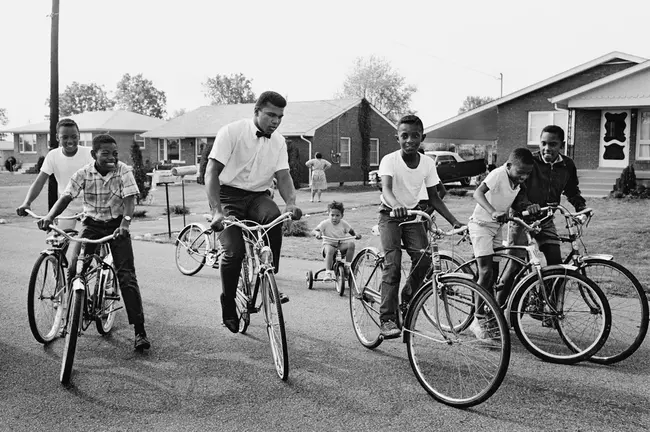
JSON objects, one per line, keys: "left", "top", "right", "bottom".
{"left": 577, "top": 259, "right": 649, "bottom": 364}
{"left": 235, "top": 250, "right": 253, "bottom": 334}
{"left": 261, "top": 271, "right": 289, "bottom": 381}
{"left": 510, "top": 267, "right": 611, "bottom": 365}
{"left": 349, "top": 247, "right": 383, "bottom": 349}
{"left": 94, "top": 258, "right": 120, "bottom": 335}
{"left": 175, "top": 224, "right": 209, "bottom": 276}
{"left": 60, "top": 286, "right": 85, "bottom": 385}
{"left": 27, "top": 253, "right": 66, "bottom": 344}
{"left": 336, "top": 262, "right": 346, "bottom": 296}
{"left": 405, "top": 277, "right": 510, "bottom": 408}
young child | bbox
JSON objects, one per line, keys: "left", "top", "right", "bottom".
{"left": 312, "top": 201, "right": 361, "bottom": 281}
{"left": 377, "top": 115, "right": 463, "bottom": 339}
{"left": 37, "top": 134, "right": 151, "bottom": 351}
{"left": 468, "top": 147, "right": 534, "bottom": 339}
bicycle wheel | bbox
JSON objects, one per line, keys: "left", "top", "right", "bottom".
{"left": 235, "top": 251, "right": 253, "bottom": 334}
{"left": 349, "top": 247, "right": 383, "bottom": 349}
{"left": 510, "top": 267, "right": 611, "bottom": 365}
{"left": 95, "top": 261, "right": 120, "bottom": 335}
{"left": 60, "top": 286, "right": 85, "bottom": 385}
{"left": 335, "top": 262, "right": 346, "bottom": 296}
{"left": 175, "top": 224, "right": 209, "bottom": 276}
{"left": 405, "top": 277, "right": 510, "bottom": 408}
{"left": 261, "top": 271, "right": 289, "bottom": 381}
{"left": 577, "top": 259, "right": 648, "bottom": 364}
{"left": 27, "top": 253, "right": 67, "bottom": 344}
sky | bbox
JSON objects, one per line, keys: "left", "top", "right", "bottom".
{"left": 2, "top": 0, "right": 650, "bottom": 131}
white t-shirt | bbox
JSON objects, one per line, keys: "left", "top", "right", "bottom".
{"left": 315, "top": 219, "right": 352, "bottom": 246}
{"left": 208, "top": 119, "right": 290, "bottom": 192}
{"left": 471, "top": 165, "right": 520, "bottom": 222}
{"left": 378, "top": 150, "right": 440, "bottom": 209}
{"left": 41, "top": 146, "right": 94, "bottom": 196}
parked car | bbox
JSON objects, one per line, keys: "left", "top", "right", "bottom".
{"left": 368, "top": 150, "right": 487, "bottom": 188}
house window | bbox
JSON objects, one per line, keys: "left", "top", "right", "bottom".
{"left": 79, "top": 132, "right": 93, "bottom": 147}
{"left": 134, "top": 133, "right": 145, "bottom": 149}
{"left": 19, "top": 134, "right": 37, "bottom": 153}
{"left": 527, "top": 111, "right": 568, "bottom": 145}
{"left": 339, "top": 137, "right": 351, "bottom": 167}
{"left": 369, "top": 138, "right": 379, "bottom": 166}
{"left": 158, "top": 139, "right": 165, "bottom": 162}
{"left": 195, "top": 138, "right": 208, "bottom": 165}
{"left": 167, "top": 139, "right": 180, "bottom": 162}
{"left": 638, "top": 110, "right": 650, "bottom": 160}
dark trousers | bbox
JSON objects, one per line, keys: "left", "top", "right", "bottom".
{"left": 80, "top": 218, "right": 145, "bottom": 325}
{"left": 219, "top": 186, "right": 282, "bottom": 300}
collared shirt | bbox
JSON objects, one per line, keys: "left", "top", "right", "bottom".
{"left": 208, "top": 119, "right": 290, "bottom": 192}
{"left": 64, "top": 161, "right": 140, "bottom": 222}
{"left": 542, "top": 153, "right": 563, "bottom": 166}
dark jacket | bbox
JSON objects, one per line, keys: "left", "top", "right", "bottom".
{"left": 197, "top": 142, "right": 214, "bottom": 185}
{"left": 513, "top": 151, "right": 586, "bottom": 212}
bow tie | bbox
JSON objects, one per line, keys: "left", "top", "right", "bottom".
{"left": 256, "top": 130, "right": 272, "bottom": 139}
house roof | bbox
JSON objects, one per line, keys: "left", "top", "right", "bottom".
{"left": 424, "top": 51, "right": 646, "bottom": 140}
{"left": 0, "top": 141, "right": 13, "bottom": 151}
{"left": 141, "top": 98, "right": 396, "bottom": 138}
{"left": 1, "top": 110, "right": 166, "bottom": 134}
{"left": 549, "top": 60, "right": 650, "bottom": 108}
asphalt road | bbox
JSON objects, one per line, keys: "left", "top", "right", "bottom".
{"left": 1, "top": 223, "right": 649, "bottom": 432}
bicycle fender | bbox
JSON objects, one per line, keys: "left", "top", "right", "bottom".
{"left": 543, "top": 264, "right": 579, "bottom": 272}
{"left": 438, "top": 272, "right": 475, "bottom": 282}
{"left": 580, "top": 254, "right": 614, "bottom": 262}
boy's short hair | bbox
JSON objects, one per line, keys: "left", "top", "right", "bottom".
{"left": 508, "top": 147, "right": 534, "bottom": 166}
{"left": 397, "top": 115, "right": 424, "bottom": 133}
{"left": 92, "top": 134, "right": 117, "bottom": 151}
{"left": 541, "top": 125, "right": 565, "bottom": 141}
{"left": 56, "top": 118, "right": 79, "bottom": 133}
{"left": 254, "top": 91, "right": 287, "bottom": 113}
{"left": 328, "top": 200, "right": 345, "bottom": 214}
{"left": 315, "top": 152, "right": 322, "bottom": 159}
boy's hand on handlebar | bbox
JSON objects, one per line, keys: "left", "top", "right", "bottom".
{"left": 285, "top": 204, "right": 302, "bottom": 221}
{"left": 391, "top": 205, "right": 408, "bottom": 218}
{"left": 210, "top": 211, "right": 225, "bottom": 232}
{"left": 355, "top": 234, "right": 362, "bottom": 240}
{"left": 491, "top": 211, "right": 508, "bottom": 223}
{"left": 525, "top": 204, "right": 541, "bottom": 215}
{"left": 16, "top": 204, "right": 30, "bottom": 217}
{"left": 37, "top": 216, "right": 54, "bottom": 231}
{"left": 315, "top": 232, "right": 322, "bottom": 239}
{"left": 113, "top": 226, "right": 130, "bottom": 239}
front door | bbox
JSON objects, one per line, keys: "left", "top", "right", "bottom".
{"left": 599, "top": 109, "right": 630, "bottom": 168}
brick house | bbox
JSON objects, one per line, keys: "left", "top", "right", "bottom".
{"left": 423, "top": 51, "right": 650, "bottom": 195}
{"left": 2, "top": 111, "right": 166, "bottom": 172}
{"left": 140, "top": 98, "right": 398, "bottom": 186}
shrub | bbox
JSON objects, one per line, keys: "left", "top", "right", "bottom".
{"left": 611, "top": 165, "right": 636, "bottom": 196}
{"left": 282, "top": 219, "right": 310, "bottom": 237}
{"left": 448, "top": 188, "right": 469, "bottom": 197}
{"left": 133, "top": 209, "right": 148, "bottom": 218}
{"left": 130, "top": 143, "right": 150, "bottom": 203}
{"left": 35, "top": 155, "right": 46, "bottom": 172}
{"left": 163, "top": 205, "right": 190, "bottom": 215}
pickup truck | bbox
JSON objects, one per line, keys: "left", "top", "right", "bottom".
{"left": 369, "top": 150, "right": 487, "bottom": 187}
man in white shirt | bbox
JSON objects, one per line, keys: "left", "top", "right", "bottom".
{"left": 205, "top": 91, "right": 302, "bottom": 333}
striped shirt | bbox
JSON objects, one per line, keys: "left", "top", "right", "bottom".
{"left": 64, "top": 161, "right": 140, "bottom": 222}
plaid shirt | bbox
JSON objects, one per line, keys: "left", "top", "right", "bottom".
{"left": 64, "top": 161, "right": 140, "bottom": 222}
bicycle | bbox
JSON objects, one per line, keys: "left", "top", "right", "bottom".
{"left": 349, "top": 210, "right": 511, "bottom": 408}
{"left": 223, "top": 212, "right": 295, "bottom": 381}
{"left": 175, "top": 214, "right": 224, "bottom": 276}
{"left": 305, "top": 235, "right": 358, "bottom": 296}
{"left": 454, "top": 211, "right": 613, "bottom": 365}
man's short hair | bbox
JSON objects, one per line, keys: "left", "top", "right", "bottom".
{"left": 541, "top": 125, "right": 565, "bottom": 141}
{"left": 254, "top": 91, "right": 287, "bottom": 113}
{"left": 397, "top": 115, "right": 424, "bottom": 133}
{"left": 328, "top": 200, "right": 345, "bottom": 215}
{"left": 56, "top": 118, "right": 80, "bottom": 133}
{"left": 508, "top": 147, "right": 534, "bottom": 166}
{"left": 92, "top": 134, "right": 117, "bottom": 151}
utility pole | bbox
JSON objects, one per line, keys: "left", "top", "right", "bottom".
{"left": 499, "top": 73, "right": 503, "bottom": 98}
{"left": 48, "top": 0, "right": 60, "bottom": 209}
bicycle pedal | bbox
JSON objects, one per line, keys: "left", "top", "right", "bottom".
{"left": 104, "top": 294, "right": 121, "bottom": 301}
{"left": 280, "top": 294, "right": 290, "bottom": 304}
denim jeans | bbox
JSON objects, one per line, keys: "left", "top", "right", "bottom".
{"left": 219, "top": 186, "right": 282, "bottom": 300}
{"left": 80, "top": 218, "right": 145, "bottom": 325}
{"left": 378, "top": 207, "right": 431, "bottom": 322}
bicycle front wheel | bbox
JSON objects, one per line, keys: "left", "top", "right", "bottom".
{"left": 578, "top": 259, "right": 648, "bottom": 364}
{"left": 349, "top": 248, "right": 383, "bottom": 349}
{"left": 175, "top": 224, "right": 210, "bottom": 276}
{"left": 94, "top": 261, "right": 120, "bottom": 335}
{"left": 28, "top": 253, "right": 67, "bottom": 344}
{"left": 60, "top": 287, "right": 85, "bottom": 385}
{"left": 261, "top": 271, "right": 289, "bottom": 381}
{"left": 405, "top": 277, "right": 510, "bottom": 408}
{"left": 511, "top": 268, "right": 611, "bottom": 365}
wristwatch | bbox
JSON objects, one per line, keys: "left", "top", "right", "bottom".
{"left": 123, "top": 215, "right": 132, "bottom": 222}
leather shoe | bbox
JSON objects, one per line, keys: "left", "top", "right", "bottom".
{"left": 134, "top": 334, "right": 151, "bottom": 350}
{"left": 221, "top": 294, "right": 239, "bottom": 333}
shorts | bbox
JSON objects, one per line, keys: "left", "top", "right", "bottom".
{"left": 468, "top": 219, "right": 504, "bottom": 258}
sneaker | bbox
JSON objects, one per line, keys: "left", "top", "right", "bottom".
{"left": 380, "top": 320, "right": 401, "bottom": 339}
{"left": 134, "top": 333, "right": 151, "bottom": 351}
{"left": 220, "top": 294, "right": 239, "bottom": 333}
{"left": 469, "top": 317, "right": 489, "bottom": 340}
{"left": 470, "top": 314, "right": 499, "bottom": 340}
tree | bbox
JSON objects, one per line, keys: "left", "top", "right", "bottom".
{"left": 337, "top": 56, "right": 416, "bottom": 123}
{"left": 458, "top": 95, "right": 496, "bottom": 114}
{"left": 0, "top": 108, "right": 8, "bottom": 140}
{"left": 130, "top": 142, "right": 150, "bottom": 204}
{"left": 202, "top": 73, "right": 256, "bottom": 105}
{"left": 47, "top": 82, "right": 115, "bottom": 116}
{"left": 168, "top": 108, "right": 187, "bottom": 120}
{"left": 114, "top": 73, "right": 167, "bottom": 119}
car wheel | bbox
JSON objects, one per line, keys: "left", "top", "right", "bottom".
{"left": 460, "top": 177, "right": 471, "bottom": 187}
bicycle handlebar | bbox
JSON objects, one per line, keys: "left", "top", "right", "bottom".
{"left": 319, "top": 235, "right": 358, "bottom": 242}
{"left": 390, "top": 209, "right": 468, "bottom": 237}
{"left": 222, "top": 211, "right": 294, "bottom": 232}
{"left": 25, "top": 209, "right": 83, "bottom": 220}
{"left": 46, "top": 224, "right": 114, "bottom": 244}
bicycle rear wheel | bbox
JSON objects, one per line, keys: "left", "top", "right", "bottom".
{"left": 28, "top": 253, "right": 67, "bottom": 344}
{"left": 511, "top": 268, "right": 611, "bottom": 364}
{"left": 349, "top": 247, "right": 383, "bottom": 349}
{"left": 94, "top": 261, "right": 120, "bottom": 335}
{"left": 405, "top": 277, "right": 510, "bottom": 408}
{"left": 60, "top": 286, "right": 85, "bottom": 385}
{"left": 235, "top": 250, "right": 254, "bottom": 334}
{"left": 577, "top": 259, "right": 648, "bottom": 364}
{"left": 175, "top": 224, "right": 209, "bottom": 276}
{"left": 261, "top": 271, "right": 289, "bottom": 380}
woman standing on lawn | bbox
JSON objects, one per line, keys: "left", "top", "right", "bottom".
{"left": 305, "top": 152, "right": 332, "bottom": 202}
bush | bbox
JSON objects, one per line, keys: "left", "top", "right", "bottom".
{"left": 130, "top": 143, "right": 150, "bottom": 203}
{"left": 611, "top": 165, "right": 636, "bottom": 196}
{"left": 448, "top": 188, "right": 469, "bottom": 197}
{"left": 163, "top": 205, "right": 190, "bottom": 215}
{"left": 133, "top": 209, "right": 148, "bottom": 218}
{"left": 35, "top": 155, "right": 46, "bottom": 172}
{"left": 282, "top": 219, "right": 310, "bottom": 237}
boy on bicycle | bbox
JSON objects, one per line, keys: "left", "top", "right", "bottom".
{"left": 37, "top": 134, "right": 151, "bottom": 351}
{"left": 312, "top": 201, "right": 361, "bottom": 281}
{"left": 377, "top": 115, "right": 462, "bottom": 339}
{"left": 468, "top": 148, "right": 534, "bottom": 338}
